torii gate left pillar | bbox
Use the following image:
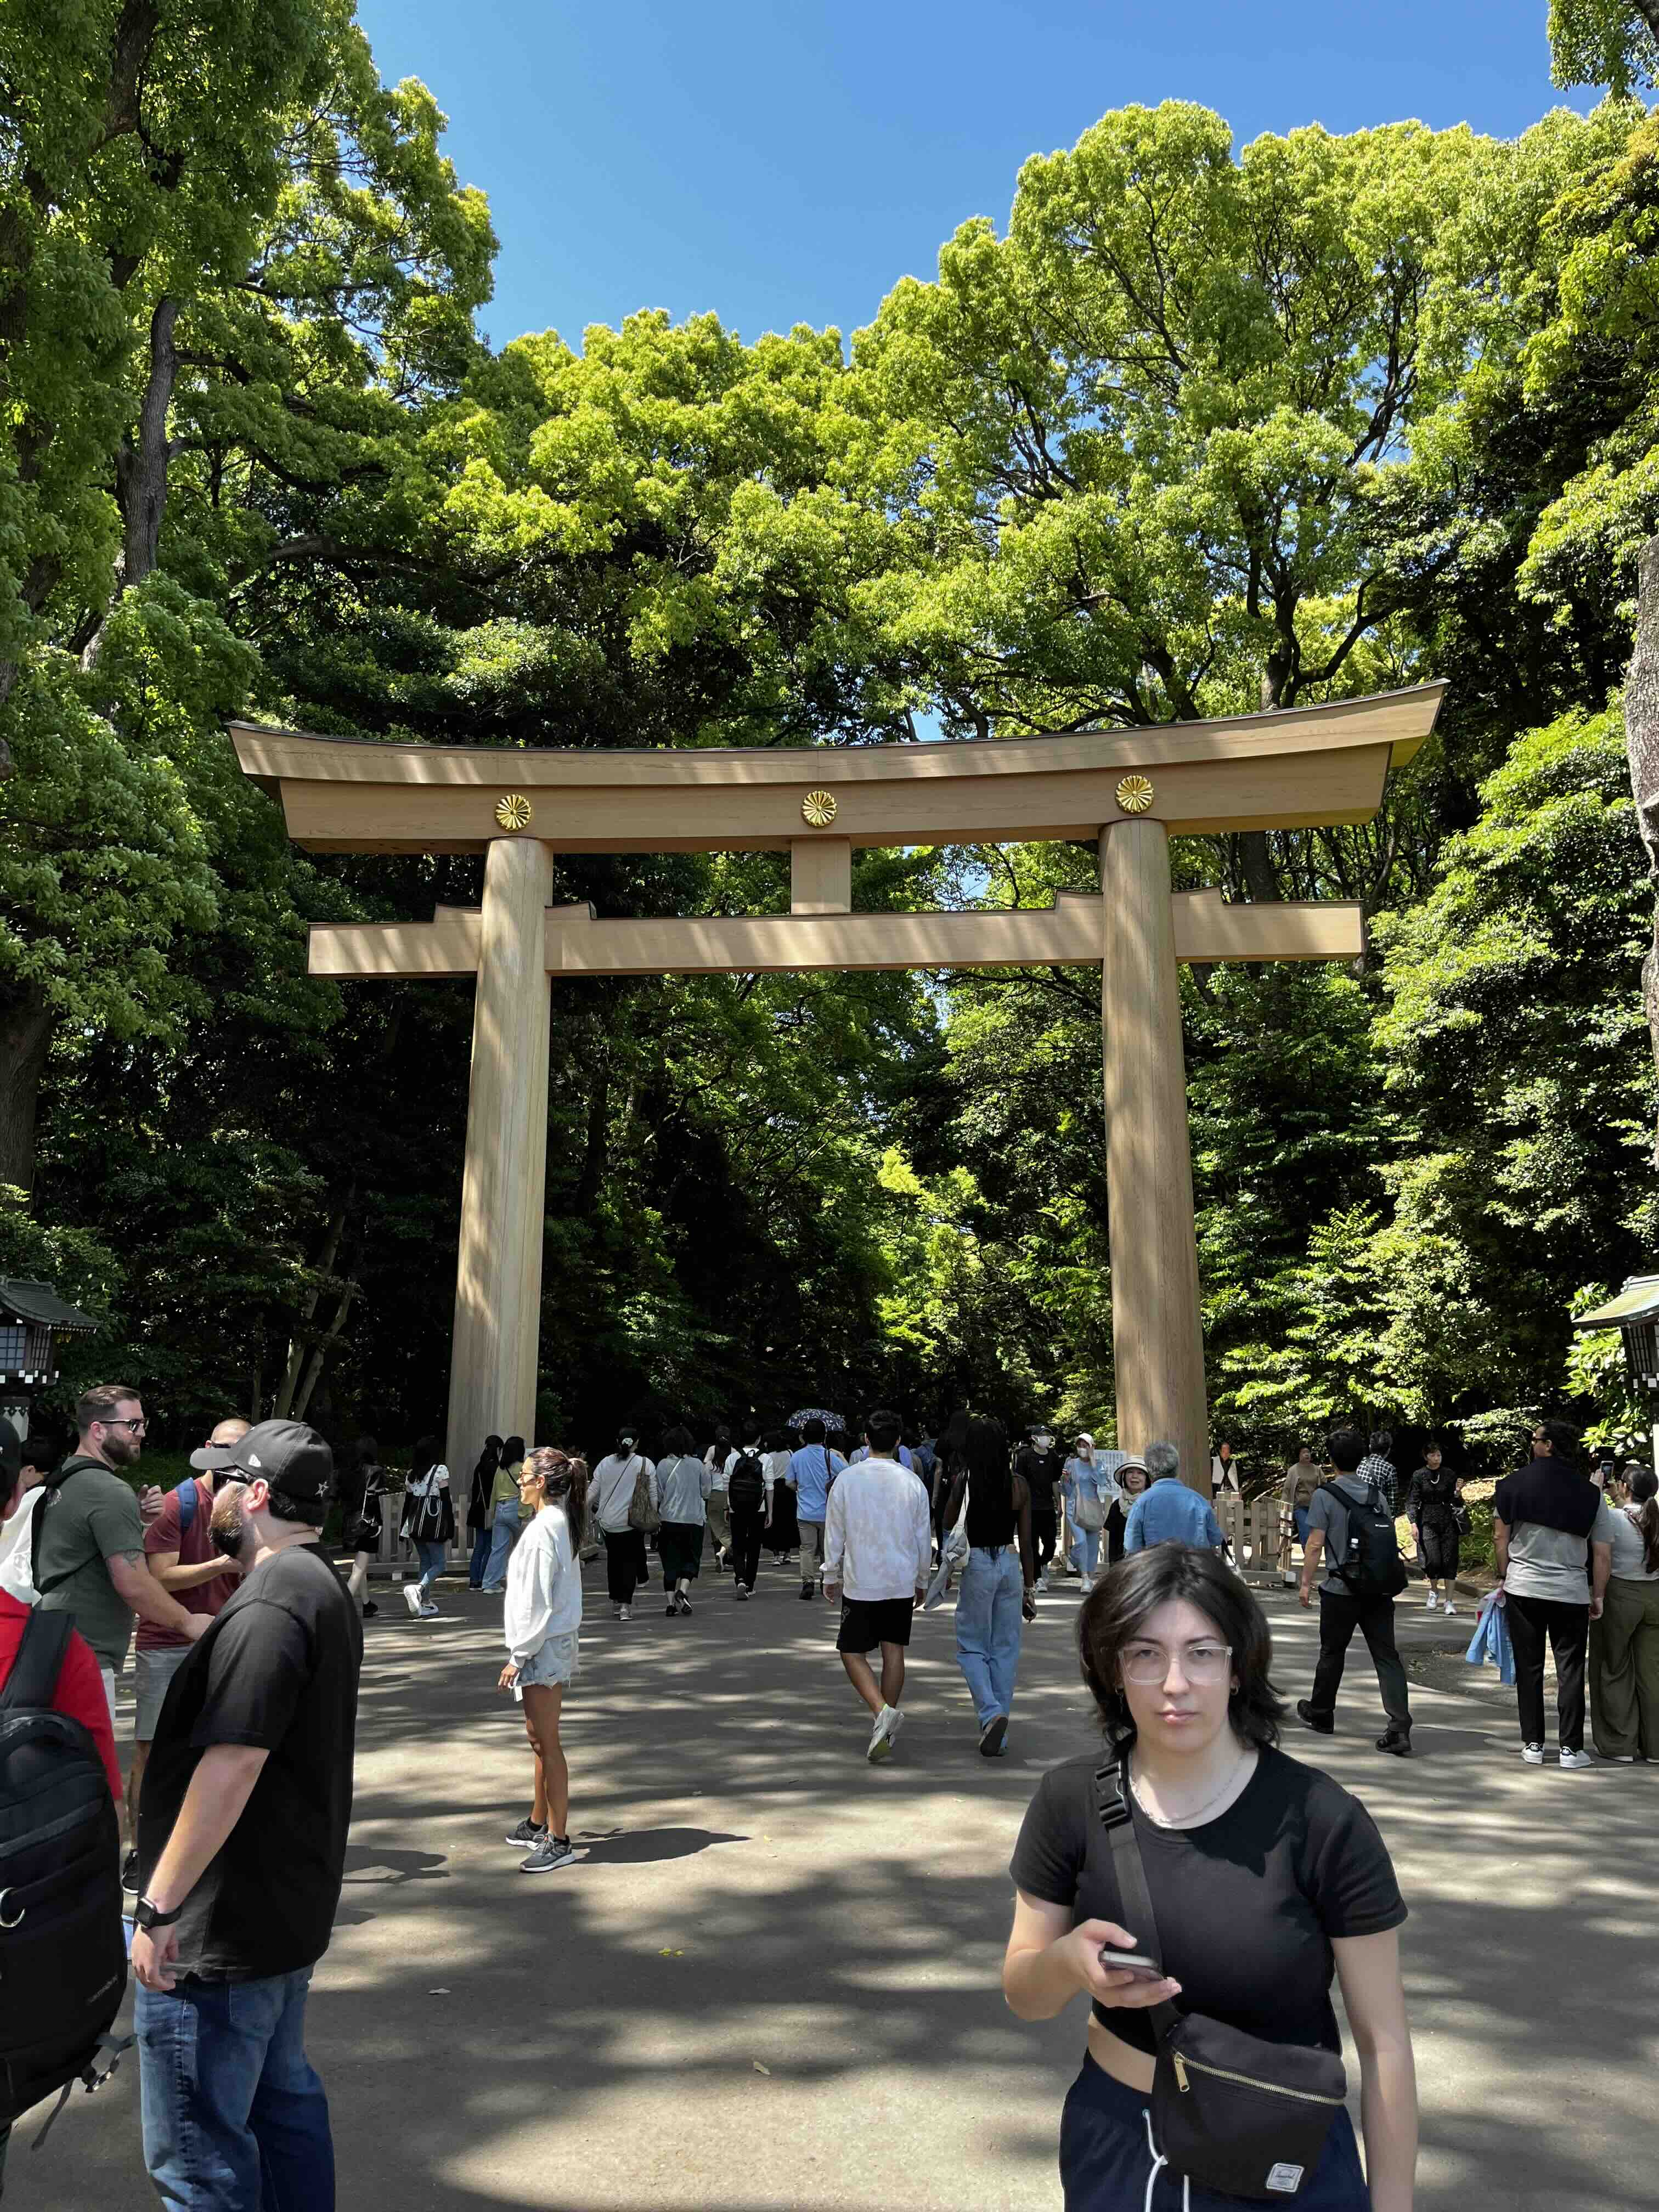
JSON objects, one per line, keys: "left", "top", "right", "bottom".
{"left": 449, "top": 837, "right": 554, "bottom": 1466}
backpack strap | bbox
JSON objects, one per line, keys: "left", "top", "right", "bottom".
{"left": 0, "top": 1606, "right": 74, "bottom": 1713}
{"left": 1092, "top": 1755, "right": 1182, "bottom": 2042}
{"left": 30, "top": 1463, "right": 93, "bottom": 1598}
{"left": 174, "top": 1477, "right": 197, "bottom": 1537}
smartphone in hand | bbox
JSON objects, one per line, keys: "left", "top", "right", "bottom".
{"left": 1099, "top": 1947, "right": 1163, "bottom": 1979}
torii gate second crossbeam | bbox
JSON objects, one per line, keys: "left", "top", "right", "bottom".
{"left": 232, "top": 681, "right": 1444, "bottom": 1487}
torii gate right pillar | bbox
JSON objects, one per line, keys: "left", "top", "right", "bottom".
{"left": 1100, "top": 819, "right": 1210, "bottom": 1491}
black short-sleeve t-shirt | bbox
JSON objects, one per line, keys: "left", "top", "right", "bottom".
{"left": 1010, "top": 1744, "right": 1406, "bottom": 2055}
{"left": 137, "top": 1543, "right": 363, "bottom": 1980}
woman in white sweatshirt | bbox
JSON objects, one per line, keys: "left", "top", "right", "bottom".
{"left": 498, "top": 1446, "right": 589, "bottom": 1874}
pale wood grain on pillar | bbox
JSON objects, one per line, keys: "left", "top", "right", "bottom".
{"left": 447, "top": 838, "right": 554, "bottom": 1477}
{"left": 790, "top": 837, "right": 851, "bottom": 913}
{"left": 1100, "top": 821, "right": 1210, "bottom": 1493}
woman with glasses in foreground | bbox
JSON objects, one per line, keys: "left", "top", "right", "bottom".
{"left": 1002, "top": 1548, "right": 1417, "bottom": 2211}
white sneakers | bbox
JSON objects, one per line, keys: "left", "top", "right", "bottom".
{"left": 867, "top": 1705, "right": 905, "bottom": 1763}
{"left": 1521, "top": 1743, "right": 1545, "bottom": 1764}
{"left": 1443, "top": 1601, "right": 1457, "bottom": 1618}
{"left": 403, "top": 1582, "right": 424, "bottom": 1618}
{"left": 1560, "top": 1749, "right": 1594, "bottom": 1770}
{"left": 1424, "top": 1592, "right": 1438, "bottom": 1610}
{"left": 618, "top": 1605, "right": 631, "bottom": 1622}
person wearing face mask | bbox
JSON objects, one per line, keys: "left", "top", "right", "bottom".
{"left": 131, "top": 1419, "right": 362, "bottom": 2211}
{"left": 1063, "top": 1435, "right": 1117, "bottom": 1592}
{"left": 1003, "top": 1547, "right": 1417, "bottom": 2212}
{"left": 126, "top": 1417, "right": 250, "bottom": 1883}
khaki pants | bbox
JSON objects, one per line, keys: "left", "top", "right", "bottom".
{"left": 1590, "top": 1576, "right": 1659, "bottom": 1759}
{"left": 705, "top": 1493, "right": 731, "bottom": 1555}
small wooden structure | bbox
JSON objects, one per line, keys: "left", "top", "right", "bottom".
{"left": 232, "top": 682, "right": 1443, "bottom": 1487}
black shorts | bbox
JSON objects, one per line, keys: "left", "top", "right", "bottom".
{"left": 837, "top": 1596, "right": 916, "bottom": 1653}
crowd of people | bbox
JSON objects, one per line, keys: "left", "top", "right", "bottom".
{"left": 1, "top": 1376, "right": 1655, "bottom": 2212}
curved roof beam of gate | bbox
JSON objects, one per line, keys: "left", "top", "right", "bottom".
{"left": 228, "top": 681, "right": 1443, "bottom": 856}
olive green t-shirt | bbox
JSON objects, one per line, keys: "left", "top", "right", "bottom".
{"left": 35, "top": 1455, "right": 145, "bottom": 1672}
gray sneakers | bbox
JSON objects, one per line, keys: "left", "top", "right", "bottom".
{"left": 520, "top": 1835, "right": 584, "bottom": 1875}
{"left": 505, "top": 1816, "right": 546, "bottom": 1847}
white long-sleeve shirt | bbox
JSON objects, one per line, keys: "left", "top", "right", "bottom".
{"left": 823, "top": 1457, "right": 933, "bottom": 1603}
{"left": 503, "top": 1503, "right": 581, "bottom": 1664}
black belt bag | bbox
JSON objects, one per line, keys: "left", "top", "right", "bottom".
{"left": 1094, "top": 1758, "right": 1347, "bottom": 2200}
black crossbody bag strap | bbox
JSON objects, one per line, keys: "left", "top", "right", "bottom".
{"left": 1093, "top": 1754, "right": 1182, "bottom": 2044}
{"left": 0, "top": 1606, "right": 73, "bottom": 1712}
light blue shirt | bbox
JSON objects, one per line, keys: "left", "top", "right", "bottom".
{"left": 1124, "top": 1479, "right": 1224, "bottom": 1554}
{"left": 790, "top": 1443, "right": 845, "bottom": 1522}
{"left": 651, "top": 1453, "right": 711, "bottom": 1527}
{"left": 850, "top": 1443, "right": 914, "bottom": 1469}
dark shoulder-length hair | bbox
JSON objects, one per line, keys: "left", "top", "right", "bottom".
{"left": 1079, "top": 1547, "right": 1284, "bottom": 1751}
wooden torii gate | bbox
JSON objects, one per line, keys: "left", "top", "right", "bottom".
{"left": 232, "top": 681, "right": 1443, "bottom": 1486}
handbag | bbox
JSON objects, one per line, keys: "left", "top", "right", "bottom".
{"left": 625, "top": 1454, "right": 659, "bottom": 1534}
{"left": 1073, "top": 1482, "right": 1106, "bottom": 1533}
{"left": 1093, "top": 1757, "right": 1347, "bottom": 2200}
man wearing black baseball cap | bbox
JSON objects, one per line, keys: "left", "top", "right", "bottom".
{"left": 131, "top": 1419, "right": 362, "bottom": 2209}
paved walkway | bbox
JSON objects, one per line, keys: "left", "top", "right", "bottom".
{"left": 43, "top": 1560, "right": 1657, "bottom": 2211}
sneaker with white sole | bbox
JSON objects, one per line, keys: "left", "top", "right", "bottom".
{"left": 1560, "top": 1748, "right": 1594, "bottom": 1770}
{"left": 735, "top": 1583, "right": 748, "bottom": 1601}
{"left": 1443, "top": 1601, "right": 1456, "bottom": 1618}
{"left": 419, "top": 1602, "right": 439, "bottom": 1618}
{"left": 1521, "top": 1743, "right": 1545, "bottom": 1765}
{"left": 403, "top": 1582, "right": 423, "bottom": 1618}
{"left": 1424, "top": 1592, "right": 1438, "bottom": 1611}
{"left": 520, "top": 1835, "right": 585, "bottom": 1875}
{"left": 619, "top": 1605, "right": 631, "bottom": 1622}
{"left": 979, "top": 1712, "right": 1009, "bottom": 1758}
{"left": 505, "top": 1816, "right": 546, "bottom": 1847}
{"left": 866, "top": 1705, "right": 905, "bottom": 1763}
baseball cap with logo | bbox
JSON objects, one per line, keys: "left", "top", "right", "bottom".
{"left": 227, "top": 1419, "right": 336, "bottom": 1505}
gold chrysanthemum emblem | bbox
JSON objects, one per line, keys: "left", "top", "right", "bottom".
{"left": 1115, "top": 774, "right": 1155, "bottom": 816}
{"left": 801, "top": 789, "right": 838, "bottom": 826}
{"left": 494, "top": 793, "right": 533, "bottom": 831}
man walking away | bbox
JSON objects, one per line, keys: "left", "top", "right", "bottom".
{"left": 1357, "top": 1429, "right": 1401, "bottom": 1515}
{"left": 1122, "top": 1443, "right": 1225, "bottom": 1554}
{"left": 591, "top": 1432, "right": 652, "bottom": 1621}
{"left": 127, "top": 1417, "right": 249, "bottom": 1880}
{"left": 1014, "top": 1425, "right": 1066, "bottom": 1589}
{"left": 789, "top": 1419, "right": 844, "bottom": 1600}
{"left": 823, "top": 1409, "right": 931, "bottom": 1762}
{"left": 33, "top": 1384, "right": 211, "bottom": 1778}
{"left": 132, "top": 1419, "right": 361, "bottom": 2211}
{"left": 1297, "top": 1427, "right": 1412, "bottom": 1757}
{"left": 725, "top": 1434, "right": 770, "bottom": 1599}
{"left": 1494, "top": 1418, "right": 1608, "bottom": 1770}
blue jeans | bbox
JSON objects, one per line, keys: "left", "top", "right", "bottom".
{"left": 1294, "top": 1505, "right": 1311, "bottom": 1545}
{"left": 955, "top": 1543, "right": 1025, "bottom": 1728}
{"left": 138, "top": 1968, "right": 334, "bottom": 2211}
{"left": 482, "top": 1502, "right": 520, "bottom": 1591}
{"left": 467, "top": 1524, "right": 492, "bottom": 1585}
{"left": 415, "top": 1539, "right": 447, "bottom": 1595}
{"left": 1068, "top": 1513, "right": 1101, "bottom": 1575}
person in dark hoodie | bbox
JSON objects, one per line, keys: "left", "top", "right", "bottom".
{"left": 1494, "top": 1418, "right": 1611, "bottom": 1771}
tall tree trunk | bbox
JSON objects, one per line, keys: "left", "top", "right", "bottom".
{"left": 112, "top": 296, "right": 178, "bottom": 588}
{"left": 0, "top": 983, "right": 52, "bottom": 1193}
{"left": 1624, "top": 534, "right": 1659, "bottom": 1166}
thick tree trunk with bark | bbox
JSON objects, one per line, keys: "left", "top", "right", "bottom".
{"left": 1625, "top": 534, "right": 1659, "bottom": 1166}
{"left": 0, "top": 983, "right": 52, "bottom": 1192}
{"left": 113, "top": 296, "right": 178, "bottom": 587}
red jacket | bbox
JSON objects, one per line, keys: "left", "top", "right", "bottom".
{"left": 0, "top": 1589, "right": 122, "bottom": 1802}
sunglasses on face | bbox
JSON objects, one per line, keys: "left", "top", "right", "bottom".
{"left": 103, "top": 1417, "right": 146, "bottom": 1435}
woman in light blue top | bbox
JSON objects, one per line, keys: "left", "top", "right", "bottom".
{"left": 1062, "top": 1434, "right": 1115, "bottom": 1588}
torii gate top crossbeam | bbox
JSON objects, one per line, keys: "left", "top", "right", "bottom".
{"left": 229, "top": 682, "right": 1444, "bottom": 855}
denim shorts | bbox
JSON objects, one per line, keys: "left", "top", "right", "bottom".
{"left": 134, "top": 1644, "right": 193, "bottom": 1738}
{"left": 514, "top": 1630, "right": 578, "bottom": 1697}
{"left": 1059, "top": 2053, "right": 1369, "bottom": 2210}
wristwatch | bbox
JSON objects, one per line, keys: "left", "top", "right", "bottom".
{"left": 133, "top": 1895, "right": 181, "bottom": 1931}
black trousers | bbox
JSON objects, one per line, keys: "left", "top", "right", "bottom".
{"left": 1506, "top": 1592, "right": 1589, "bottom": 1752}
{"left": 1417, "top": 1517, "right": 1460, "bottom": 1581}
{"left": 729, "top": 1504, "right": 765, "bottom": 1590}
{"left": 1310, "top": 1589, "right": 1412, "bottom": 1737}
{"left": 603, "top": 1528, "right": 645, "bottom": 1605}
{"left": 1031, "top": 1516, "right": 1057, "bottom": 1573}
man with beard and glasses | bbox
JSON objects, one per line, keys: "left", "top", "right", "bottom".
{"left": 34, "top": 1384, "right": 210, "bottom": 1758}
{"left": 125, "top": 1417, "right": 251, "bottom": 1881}
{"left": 131, "top": 1419, "right": 362, "bottom": 2210}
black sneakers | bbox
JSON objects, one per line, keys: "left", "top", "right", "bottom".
{"left": 1296, "top": 1699, "right": 1334, "bottom": 1735}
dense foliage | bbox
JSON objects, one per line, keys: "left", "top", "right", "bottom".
{"left": 5, "top": 7, "right": 1658, "bottom": 1469}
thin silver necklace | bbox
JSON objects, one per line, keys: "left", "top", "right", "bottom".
{"left": 1130, "top": 1743, "right": 1253, "bottom": 1830}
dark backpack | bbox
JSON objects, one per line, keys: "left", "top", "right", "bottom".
{"left": 1321, "top": 1479, "right": 1407, "bottom": 1599}
{"left": 0, "top": 1609, "right": 129, "bottom": 2138}
{"left": 727, "top": 1451, "right": 766, "bottom": 1514}
{"left": 173, "top": 1476, "right": 198, "bottom": 1537}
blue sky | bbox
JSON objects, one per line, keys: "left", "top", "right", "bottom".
{"left": 354, "top": 0, "right": 1590, "bottom": 355}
